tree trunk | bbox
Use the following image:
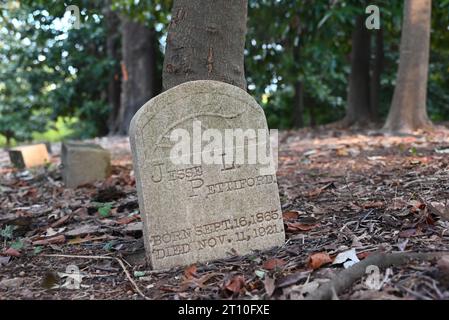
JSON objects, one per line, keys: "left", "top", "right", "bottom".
{"left": 343, "top": 15, "right": 372, "bottom": 127}
{"left": 104, "top": 3, "right": 122, "bottom": 134}
{"left": 163, "top": 0, "right": 248, "bottom": 91}
{"left": 383, "top": 0, "right": 433, "bottom": 133}
{"left": 370, "top": 29, "right": 384, "bottom": 122}
{"left": 293, "top": 81, "right": 304, "bottom": 128}
{"left": 292, "top": 14, "right": 304, "bottom": 128}
{"left": 118, "top": 18, "right": 158, "bottom": 135}
{"left": 5, "top": 132, "right": 13, "bottom": 147}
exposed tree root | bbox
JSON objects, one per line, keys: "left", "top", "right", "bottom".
{"left": 306, "top": 251, "right": 448, "bottom": 300}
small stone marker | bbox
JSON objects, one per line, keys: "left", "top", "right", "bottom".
{"left": 9, "top": 144, "right": 50, "bottom": 169}
{"left": 130, "top": 80, "right": 285, "bottom": 270}
{"left": 61, "top": 141, "right": 111, "bottom": 188}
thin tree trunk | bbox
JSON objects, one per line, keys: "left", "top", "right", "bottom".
{"left": 306, "top": 96, "right": 316, "bottom": 127}
{"left": 292, "top": 14, "right": 304, "bottom": 128}
{"left": 5, "top": 133, "right": 12, "bottom": 147}
{"left": 293, "top": 81, "right": 304, "bottom": 128}
{"left": 370, "top": 29, "right": 384, "bottom": 122}
{"left": 343, "top": 15, "right": 372, "bottom": 127}
{"left": 104, "top": 3, "right": 122, "bottom": 134}
{"left": 118, "top": 18, "right": 158, "bottom": 135}
{"left": 163, "top": 0, "right": 248, "bottom": 91}
{"left": 383, "top": 0, "right": 433, "bottom": 133}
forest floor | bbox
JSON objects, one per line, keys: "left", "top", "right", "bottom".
{"left": 1, "top": 126, "right": 449, "bottom": 300}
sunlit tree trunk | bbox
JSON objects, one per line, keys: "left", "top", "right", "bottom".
{"left": 163, "top": 0, "right": 248, "bottom": 91}
{"left": 383, "top": 0, "right": 433, "bottom": 133}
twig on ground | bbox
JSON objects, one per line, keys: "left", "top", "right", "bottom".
{"left": 306, "top": 251, "right": 448, "bottom": 300}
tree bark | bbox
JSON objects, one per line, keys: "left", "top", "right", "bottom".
{"left": 118, "top": 18, "right": 158, "bottom": 135}
{"left": 293, "top": 81, "right": 304, "bottom": 128}
{"left": 370, "top": 29, "right": 384, "bottom": 122}
{"left": 383, "top": 0, "right": 433, "bottom": 133}
{"left": 342, "top": 15, "right": 372, "bottom": 127}
{"left": 163, "top": 0, "right": 248, "bottom": 91}
{"left": 292, "top": 14, "right": 304, "bottom": 128}
{"left": 104, "top": 3, "right": 122, "bottom": 134}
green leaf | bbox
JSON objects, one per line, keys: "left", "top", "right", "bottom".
{"left": 98, "top": 204, "right": 112, "bottom": 218}
{"left": 134, "top": 271, "right": 146, "bottom": 278}
{"left": 0, "top": 225, "right": 14, "bottom": 239}
{"left": 33, "top": 246, "right": 43, "bottom": 255}
{"left": 10, "top": 239, "right": 24, "bottom": 250}
{"left": 255, "top": 270, "right": 266, "bottom": 279}
{"left": 103, "top": 241, "right": 115, "bottom": 251}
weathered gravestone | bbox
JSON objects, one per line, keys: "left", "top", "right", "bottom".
{"left": 130, "top": 80, "right": 285, "bottom": 270}
{"left": 9, "top": 144, "right": 50, "bottom": 169}
{"left": 61, "top": 141, "right": 111, "bottom": 188}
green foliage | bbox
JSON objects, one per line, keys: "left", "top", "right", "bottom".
{"left": 97, "top": 203, "right": 113, "bottom": 218}
{"left": 33, "top": 246, "right": 43, "bottom": 255}
{"left": 0, "top": 4, "right": 51, "bottom": 143}
{"left": 0, "top": 225, "right": 15, "bottom": 240}
{"left": 1, "top": 0, "right": 448, "bottom": 136}
{"left": 245, "top": 0, "right": 409, "bottom": 128}
{"left": 10, "top": 239, "right": 24, "bottom": 250}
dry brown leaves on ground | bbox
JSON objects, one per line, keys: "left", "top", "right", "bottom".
{"left": 1, "top": 128, "right": 449, "bottom": 300}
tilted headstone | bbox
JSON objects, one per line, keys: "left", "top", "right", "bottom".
{"left": 130, "top": 80, "right": 285, "bottom": 270}
{"left": 61, "top": 141, "right": 111, "bottom": 188}
{"left": 9, "top": 144, "right": 50, "bottom": 169}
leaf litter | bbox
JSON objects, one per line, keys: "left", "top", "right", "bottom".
{"left": 1, "top": 128, "right": 449, "bottom": 300}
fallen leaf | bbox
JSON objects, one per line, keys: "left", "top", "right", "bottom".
{"left": 336, "top": 148, "right": 349, "bottom": 157}
{"left": 399, "top": 228, "right": 418, "bottom": 238}
{"left": 409, "top": 200, "right": 425, "bottom": 213}
{"left": 193, "top": 272, "right": 221, "bottom": 289}
{"left": 263, "top": 258, "right": 286, "bottom": 270}
{"left": 286, "top": 222, "right": 318, "bottom": 232}
{"left": 184, "top": 264, "right": 197, "bottom": 279}
{"left": 117, "top": 214, "right": 140, "bottom": 225}
{"left": 356, "top": 251, "right": 372, "bottom": 260}
{"left": 308, "top": 252, "right": 333, "bottom": 270}
{"left": 50, "top": 214, "right": 71, "bottom": 228}
{"left": 282, "top": 211, "right": 300, "bottom": 220}
{"left": 306, "top": 188, "right": 323, "bottom": 198}
{"left": 263, "top": 277, "right": 276, "bottom": 297}
{"left": 255, "top": 270, "right": 265, "bottom": 279}
{"left": 332, "top": 248, "right": 360, "bottom": 268}
{"left": 435, "top": 148, "right": 449, "bottom": 154}
{"left": 276, "top": 271, "right": 311, "bottom": 288}
{"left": 3, "top": 247, "right": 21, "bottom": 257}
{"left": 429, "top": 202, "right": 449, "bottom": 221}
{"left": 45, "top": 227, "right": 66, "bottom": 237}
{"left": 98, "top": 204, "right": 113, "bottom": 218}
{"left": 0, "top": 256, "right": 11, "bottom": 266}
{"left": 224, "top": 275, "right": 245, "bottom": 294}
{"left": 396, "top": 239, "right": 409, "bottom": 252}
{"left": 73, "top": 207, "right": 89, "bottom": 220}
